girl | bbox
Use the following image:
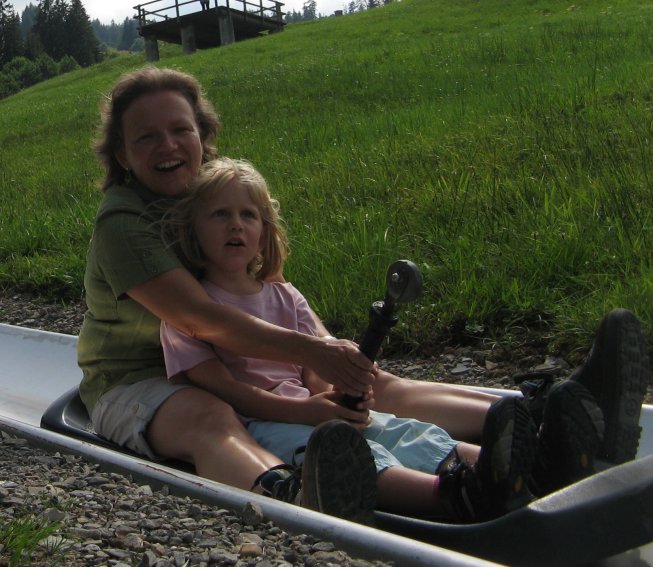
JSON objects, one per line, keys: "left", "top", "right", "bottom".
{"left": 160, "top": 157, "right": 596, "bottom": 520}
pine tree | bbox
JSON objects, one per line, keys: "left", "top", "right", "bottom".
{"left": 1, "top": 1, "right": 25, "bottom": 65}
{"left": 20, "top": 3, "right": 38, "bottom": 36}
{"left": 117, "top": 16, "right": 138, "bottom": 51}
{"left": 65, "top": 0, "right": 98, "bottom": 65}
{"left": 33, "top": 0, "right": 66, "bottom": 60}
{"left": 302, "top": 0, "right": 316, "bottom": 20}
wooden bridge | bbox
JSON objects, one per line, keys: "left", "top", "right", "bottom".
{"left": 133, "top": 0, "right": 285, "bottom": 60}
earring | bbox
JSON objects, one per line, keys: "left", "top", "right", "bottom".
{"left": 124, "top": 168, "right": 132, "bottom": 184}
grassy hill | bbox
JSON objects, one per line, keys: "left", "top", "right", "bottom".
{"left": 2, "top": 0, "right": 653, "bottom": 352}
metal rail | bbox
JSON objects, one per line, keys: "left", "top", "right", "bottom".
{"left": 0, "top": 415, "right": 494, "bottom": 567}
{"left": 133, "top": 0, "right": 284, "bottom": 27}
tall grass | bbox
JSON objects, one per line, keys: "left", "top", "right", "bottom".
{"left": 1, "top": 0, "right": 653, "bottom": 352}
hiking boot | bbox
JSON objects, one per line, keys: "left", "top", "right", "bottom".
{"left": 571, "top": 308, "right": 650, "bottom": 464}
{"left": 530, "top": 380, "right": 605, "bottom": 496}
{"left": 513, "top": 370, "right": 555, "bottom": 427}
{"left": 438, "top": 397, "right": 537, "bottom": 522}
{"left": 301, "top": 420, "right": 377, "bottom": 525}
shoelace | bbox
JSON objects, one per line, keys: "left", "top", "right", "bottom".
{"left": 513, "top": 371, "right": 555, "bottom": 425}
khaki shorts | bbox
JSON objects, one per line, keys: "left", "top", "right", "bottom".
{"left": 91, "top": 376, "right": 193, "bottom": 460}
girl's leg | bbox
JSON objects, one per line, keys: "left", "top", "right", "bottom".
{"left": 246, "top": 420, "right": 315, "bottom": 465}
{"left": 147, "top": 388, "right": 282, "bottom": 490}
{"left": 377, "top": 466, "right": 441, "bottom": 516}
{"left": 364, "top": 411, "right": 478, "bottom": 471}
{"left": 378, "top": 397, "right": 537, "bottom": 521}
{"left": 372, "top": 369, "right": 499, "bottom": 442}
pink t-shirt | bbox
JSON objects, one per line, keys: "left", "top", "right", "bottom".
{"left": 160, "top": 280, "right": 319, "bottom": 400}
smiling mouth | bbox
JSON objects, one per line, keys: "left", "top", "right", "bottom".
{"left": 155, "top": 160, "right": 184, "bottom": 172}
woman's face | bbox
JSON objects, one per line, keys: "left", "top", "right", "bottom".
{"left": 116, "top": 90, "right": 203, "bottom": 197}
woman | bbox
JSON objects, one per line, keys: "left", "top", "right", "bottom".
{"left": 77, "top": 66, "right": 378, "bottom": 522}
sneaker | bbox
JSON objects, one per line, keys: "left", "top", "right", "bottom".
{"left": 438, "top": 397, "right": 537, "bottom": 522}
{"left": 530, "top": 380, "right": 605, "bottom": 496}
{"left": 253, "top": 464, "right": 302, "bottom": 503}
{"left": 571, "top": 308, "right": 650, "bottom": 464}
{"left": 300, "top": 420, "right": 377, "bottom": 525}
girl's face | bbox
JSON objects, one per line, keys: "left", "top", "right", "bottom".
{"left": 195, "top": 183, "right": 264, "bottom": 280}
{"left": 115, "top": 90, "right": 203, "bottom": 197}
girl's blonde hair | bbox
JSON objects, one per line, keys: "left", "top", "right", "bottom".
{"left": 94, "top": 66, "right": 221, "bottom": 192}
{"left": 164, "top": 158, "right": 289, "bottom": 280}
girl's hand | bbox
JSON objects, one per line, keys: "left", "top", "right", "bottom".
{"left": 334, "top": 388, "right": 375, "bottom": 413}
{"left": 301, "top": 391, "right": 371, "bottom": 429}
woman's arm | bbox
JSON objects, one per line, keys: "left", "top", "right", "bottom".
{"left": 128, "top": 268, "right": 375, "bottom": 396}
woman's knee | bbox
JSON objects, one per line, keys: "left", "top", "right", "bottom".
{"left": 195, "top": 402, "right": 244, "bottom": 435}
{"left": 148, "top": 389, "right": 245, "bottom": 449}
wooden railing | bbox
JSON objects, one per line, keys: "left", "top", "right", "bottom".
{"left": 133, "top": 0, "right": 285, "bottom": 27}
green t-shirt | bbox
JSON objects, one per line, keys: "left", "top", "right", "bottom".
{"left": 78, "top": 181, "right": 183, "bottom": 413}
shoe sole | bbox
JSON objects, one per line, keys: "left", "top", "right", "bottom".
{"left": 481, "top": 398, "right": 537, "bottom": 515}
{"left": 575, "top": 309, "right": 650, "bottom": 464}
{"left": 301, "top": 420, "right": 377, "bottom": 525}
{"left": 538, "top": 381, "right": 605, "bottom": 492}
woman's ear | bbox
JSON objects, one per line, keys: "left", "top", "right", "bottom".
{"left": 115, "top": 148, "right": 128, "bottom": 170}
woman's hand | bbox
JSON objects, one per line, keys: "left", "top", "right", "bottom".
{"left": 303, "top": 337, "right": 376, "bottom": 397}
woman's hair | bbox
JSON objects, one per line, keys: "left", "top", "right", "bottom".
{"left": 94, "top": 66, "right": 221, "bottom": 192}
{"left": 164, "top": 158, "right": 289, "bottom": 281}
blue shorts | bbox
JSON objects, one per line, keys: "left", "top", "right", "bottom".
{"left": 247, "top": 410, "right": 459, "bottom": 474}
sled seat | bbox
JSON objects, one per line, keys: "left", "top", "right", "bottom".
{"left": 40, "top": 386, "right": 193, "bottom": 471}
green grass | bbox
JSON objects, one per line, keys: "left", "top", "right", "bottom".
{"left": 0, "top": 514, "right": 64, "bottom": 566}
{"left": 2, "top": 0, "right": 653, "bottom": 353}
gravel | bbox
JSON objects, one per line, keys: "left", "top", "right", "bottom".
{"left": 0, "top": 434, "right": 391, "bottom": 567}
{"left": 1, "top": 291, "right": 651, "bottom": 566}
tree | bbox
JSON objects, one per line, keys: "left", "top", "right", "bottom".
{"left": 32, "top": 0, "right": 68, "bottom": 60}
{"left": 284, "top": 9, "right": 302, "bottom": 23}
{"left": 34, "top": 50, "right": 56, "bottom": 78}
{"left": 57, "top": 52, "right": 78, "bottom": 73}
{"left": 0, "top": 69, "right": 20, "bottom": 98}
{"left": 1, "top": 1, "right": 24, "bottom": 65}
{"left": 31, "top": 0, "right": 98, "bottom": 66}
{"left": 117, "top": 17, "right": 138, "bottom": 51}
{"left": 65, "top": 0, "right": 98, "bottom": 65}
{"left": 3, "top": 54, "right": 39, "bottom": 87}
{"left": 302, "top": 0, "right": 316, "bottom": 20}
{"left": 20, "top": 3, "right": 38, "bottom": 37}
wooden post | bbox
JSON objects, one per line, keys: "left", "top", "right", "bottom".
{"left": 218, "top": 10, "right": 235, "bottom": 45}
{"left": 181, "top": 24, "right": 197, "bottom": 54}
{"left": 144, "top": 36, "right": 160, "bottom": 61}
